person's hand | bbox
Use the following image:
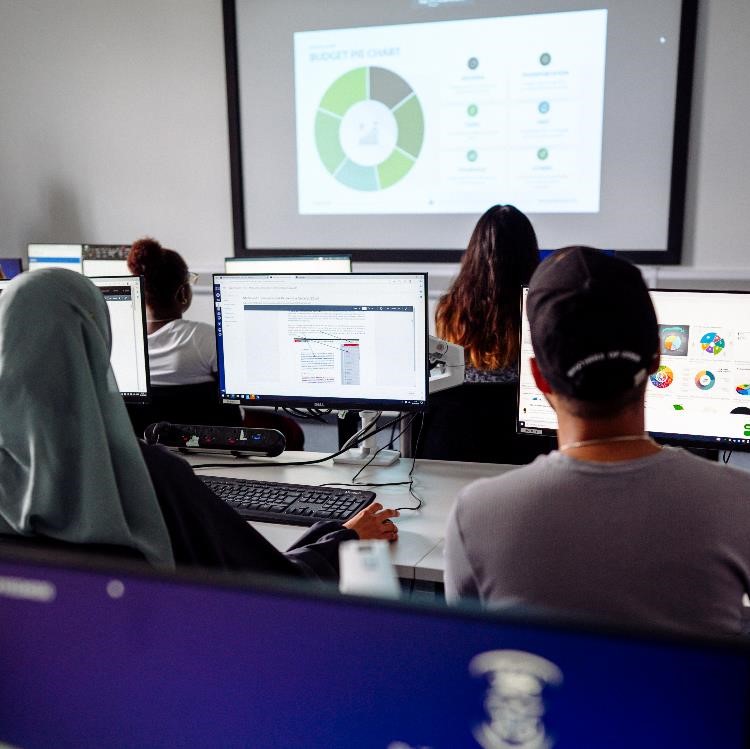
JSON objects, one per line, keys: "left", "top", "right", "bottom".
{"left": 344, "top": 502, "right": 400, "bottom": 541}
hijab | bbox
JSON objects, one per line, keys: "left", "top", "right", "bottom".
{"left": 0, "top": 269, "right": 174, "bottom": 567}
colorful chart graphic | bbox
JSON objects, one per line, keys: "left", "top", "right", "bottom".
{"left": 694, "top": 370, "right": 716, "bottom": 390}
{"left": 700, "top": 332, "right": 725, "bottom": 355}
{"left": 650, "top": 365, "right": 674, "bottom": 389}
{"left": 664, "top": 334, "right": 683, "bottom": 352}
{"left": 736, "top": 384, "right": 750, "bottom": 396}
{"left": 315, "top": 67, "right": 424, "bottom": 191}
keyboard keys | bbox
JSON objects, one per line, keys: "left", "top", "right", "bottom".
{"left": 199, "top": 476, "right": 375, "bottom": 527}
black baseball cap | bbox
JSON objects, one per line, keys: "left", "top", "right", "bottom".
{"left": 526, "top": 246, "right": 658, "bottom": 401}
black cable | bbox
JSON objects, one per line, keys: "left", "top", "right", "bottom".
{"left": 191, "top": 412, "right": 407, "bottom": 470}
{"left": 722, "top": 450, "right": 732, "bottom": 464}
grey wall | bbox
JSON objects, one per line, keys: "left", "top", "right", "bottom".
{"left": 0, "top": 0, "right": 232, "bottom": 272}
{"left": 0, "top": 0, "right": 748, "bottom": 275}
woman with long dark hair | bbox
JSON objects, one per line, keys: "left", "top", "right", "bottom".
{"left": 435, "top": 205, "right": 540, "bottom": 382}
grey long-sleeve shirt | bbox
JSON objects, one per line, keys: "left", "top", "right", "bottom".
{"left": 445, "top": 446, "right": 750, "bottom": 636}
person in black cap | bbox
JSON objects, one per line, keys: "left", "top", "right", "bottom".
{"left": 444, "top": 246, "right": 750, "bottom": 635}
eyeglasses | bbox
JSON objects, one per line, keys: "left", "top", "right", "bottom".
{"left": 187, "top": 272, "right": 199, "bottom": 286}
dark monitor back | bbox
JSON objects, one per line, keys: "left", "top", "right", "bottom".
{"left": 0, "top": 547, "right": 748, "bottom": 748}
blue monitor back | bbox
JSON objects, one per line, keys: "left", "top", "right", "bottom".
{"left": 0, "top": 548, "right": 748, "bottom": 748}
{"left": 0, "top": 258, "right": 23, "bottom": 278}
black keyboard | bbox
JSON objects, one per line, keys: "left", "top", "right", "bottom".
{"left": 199, "top": 475, "right": 376, "bottom": 527}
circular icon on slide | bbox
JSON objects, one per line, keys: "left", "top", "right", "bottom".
{"left": 694, "top": 370, "right": 716, "bottom": 390}
{"left": 315, "top": 67, "right": 424, "bottom": 192}
{"left": 700, "top": 332, "right": 725, "bottom": 355}
{"left": 650, "top": 365, "right": 674, "bottom": 389}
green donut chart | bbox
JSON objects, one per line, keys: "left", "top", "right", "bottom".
{"left": 315, "top": 67, "right": 424, "bottom": 191}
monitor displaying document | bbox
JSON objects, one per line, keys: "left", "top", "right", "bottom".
{"left": 27, "top": 244, "right": 83, "bottom": 273}
{"left": 518, "top": 287, "right": 750, "bottom": 451}
{"left": 214, "top": 273, "right": 428, "bottom": 410}
{"left": 89, "top": 276, "right": 150, "bottom": 403}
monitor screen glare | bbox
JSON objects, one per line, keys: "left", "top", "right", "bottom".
{"left": 224, "top": 255, "right": 352, "bottom": 274}
{"left": 214, "top": 273, "right": 428, "bottom": 410}
{"left": 27, "top": 244, "right": 83, "bottom": 273}
{"left": 518, "top": 287, "right": 750, "bottom": 450}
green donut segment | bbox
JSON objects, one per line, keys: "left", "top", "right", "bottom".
{"left": 315, "top": 111, "right": 346, "bottom": 173}
{"left": 336, "top": 160, "right": 379, "bottom": 191}
{"left": 319, "top": 67, "right": 367, "bottom": 116}
{"left": 394, "top": 94, "right": 424, "bottom": 158}
{"left": 377, "top": 150, "right": 415, "bottom": 189}
{"left": 315, "top": 66, "right": 423, "bottom": 191}
{"left": 369, "top": 66, "right": 413, "bottom": 109}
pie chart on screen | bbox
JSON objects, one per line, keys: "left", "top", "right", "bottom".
{"left": 650, "top": 365, "right": 674, "bottom": 389}
{"left": 700, "top": 332, "right": 725, "bottom": 355}
{"left": 695, "top": 370, "right": 716, "bottom": 390}
{"left": 736, "top": 384, "right": 750, "bottom": 396}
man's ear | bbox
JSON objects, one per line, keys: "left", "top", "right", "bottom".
{"left": 648, "top": 353, "right": 660, "bottom": 374}
{"left": 530, "top": 357, "right": 553, "bottom": 394}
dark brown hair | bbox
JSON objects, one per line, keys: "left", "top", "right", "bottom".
{"left": 435, "top": 205, "right": 540, "bottom": 370}
{"left": 127, "top": 237, "right": 188, "bottom": 309}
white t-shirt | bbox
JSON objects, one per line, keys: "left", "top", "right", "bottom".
{"left": 147, "top": 319, "right": 217, "bottom": 386}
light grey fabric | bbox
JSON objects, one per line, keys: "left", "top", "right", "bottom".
{"left": 0, "top": 269, "right": 174, "bottom": 567}
{"left": 445, "top": 446, "right": 750, "bottom": 636}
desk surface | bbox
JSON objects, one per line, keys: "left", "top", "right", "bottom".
{"left": 186, "top": 452, "right": 513, "bottom": 581}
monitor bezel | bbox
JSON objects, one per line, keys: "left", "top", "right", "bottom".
{"left": 89, "top": 275, "right": 152, "bottom": 405}
{"left": 517, "top": 286, "right": 750, "bottom": 452}
{"left": 213, "top": 271, "right": 429, "bottom": 412}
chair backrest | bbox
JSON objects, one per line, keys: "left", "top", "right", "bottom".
{"left": 127, "top": 381, "right": 242, "bottom": 438}
{"left": 0, "top": 534, "right": 147, "bottom": 563}
{"left": 413, "top": 382, "right": 555, "bottom": 464}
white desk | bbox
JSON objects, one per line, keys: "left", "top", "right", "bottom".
{"left": 186, "top": 452, "right": 513, "bottom": 581}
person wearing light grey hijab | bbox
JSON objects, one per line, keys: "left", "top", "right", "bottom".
{"left": 0, "top": 269, "right": 175, "bottom": 568}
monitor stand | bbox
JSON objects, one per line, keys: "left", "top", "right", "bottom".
{"left": 333, "top": 410, "right": 400, "bottom": 467}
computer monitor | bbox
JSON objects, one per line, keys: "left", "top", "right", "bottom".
{"left": 213, "top": 273, "right": 428, "bottom": 411}
{"left": 27, "top": 243, "right": 83, "bottom": 273}
{"left": 89, "top": 276, "right": 150, "bottom": 404}
{"left": 82, "top": 244, "right": 131, "bottom": 277}
{"left": 0, "top": 276, "right": 149, "bottom": 403}
{"left": 0, "top": 546, "right": 749, "bottom": 747}
{"left": 0, "top": 258, "right": 23, "bottom": 278}
{"left": 224, "top": 254, "right": 352, "bottom": 275}
{"left": 518, "top": 287, "right": 750, "bottom": 451}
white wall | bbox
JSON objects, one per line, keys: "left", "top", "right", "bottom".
{"left": 0, "top": 1, "right": 749, "bottom": 283}
{"left": 0, "top": 0, "right": 233, "bottom": 272}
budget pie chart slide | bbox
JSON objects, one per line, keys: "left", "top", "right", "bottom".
{"left": 736, "top": 384, "right": 750, "bottom": 396}
{"left": 650, "top": 365, "right": 674, "bottom": 389}
{"left": 315, "top": 67, "right": 424, "bottom": 191}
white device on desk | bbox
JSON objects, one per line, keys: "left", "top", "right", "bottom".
{"left": 428, "top": 335, "right": 465, "bottom": 394}
{"left": 339, "top": 540, "right": 400, "bottom": 599}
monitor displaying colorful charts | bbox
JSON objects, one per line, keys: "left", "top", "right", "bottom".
{"left": 518, "top": 288, "right": 750, "bottom": 451}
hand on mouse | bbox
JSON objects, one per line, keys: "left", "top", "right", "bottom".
{"left": 344, "top": 502, "right": 399, "bottom": 542}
